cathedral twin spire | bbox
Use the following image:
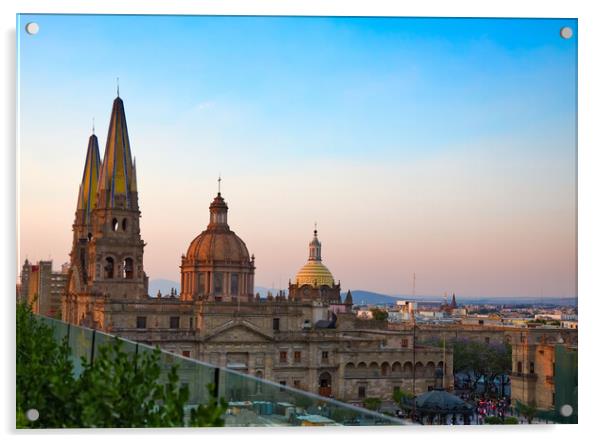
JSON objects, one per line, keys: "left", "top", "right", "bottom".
{"left": 97, "top": 96, "right": 138, "bottom": 210}
{"left": 76, "top": 133, "right": 101, "bottom": 225}
{"left": 76, "top": 96, "right": 138, "bottom": 219}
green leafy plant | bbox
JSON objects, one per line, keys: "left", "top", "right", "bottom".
{"left": 484, "top": 416, "right": 503, "bottom": 424}
{"left": 363, "top": 397, "right": 382, "bottom": 411}
{"left": 392, "top": 388, "right": 412, "bottom": 405}
{"left": 515, "top": 401, "right": 538, "bottom": 424}
{"left": 16, "top": 301, "right": 226, "bottom": 428}
{"left": 369, "top": 308, "right": 388, "bottom": 321}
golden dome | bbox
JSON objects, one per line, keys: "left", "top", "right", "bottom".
{"left": 294, "top": 228, "right": 335, "bottom": 287}
{"left": 295, "top": 260, "right": 335, "bottom": 287}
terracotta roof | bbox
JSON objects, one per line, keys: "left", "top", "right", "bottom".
{"left": 186, "top": 229, "right": 250, "bottom": 263}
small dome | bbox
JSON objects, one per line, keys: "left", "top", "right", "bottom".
{"left": 186, "top": 229, "right": 250, "bottom": 263}
{"left": 294, "top": 227, "right": 336, "bottom": 287}
{"left": 295, "top": 260, "right": 334, "bottom": 287}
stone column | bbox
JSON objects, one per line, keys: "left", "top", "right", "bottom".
{"left": 265, "top": 352, "right": 273, "bottom": 379}
{"left": 180, "top": 271, "right": 185, "bottom": 298}
{"left": 336, "top": 362, "right": 345, "bottom": 400}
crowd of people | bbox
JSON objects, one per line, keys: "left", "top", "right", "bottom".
{"left": 473, "top": 396, "right": 511, "bottom": 424}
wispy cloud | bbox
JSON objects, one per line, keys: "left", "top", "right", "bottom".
{"left": 196, "top": 101, "right": 214, "bottom": 111}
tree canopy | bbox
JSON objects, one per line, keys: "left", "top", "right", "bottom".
{"left": 420, "top": 335, "right": 512, "bottom": 395}
{"left": 369, "top": 308, "right": 389, "bottom": 321}
{"left": 452, "top": 339, "right": 511, "bottom": 393}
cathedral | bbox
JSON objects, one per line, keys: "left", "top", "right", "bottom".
{"left": 62, "top": 95, "right": 453, "bottom": 403}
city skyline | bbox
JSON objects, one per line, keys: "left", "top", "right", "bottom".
{"left": 18, "top": 15, "right": 577, "bottom": 298}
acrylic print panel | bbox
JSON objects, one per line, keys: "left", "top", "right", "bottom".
{"left": 16, "top": 14, "right": 577, "bottom": 428}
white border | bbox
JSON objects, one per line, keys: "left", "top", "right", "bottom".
{"left": 2, "top": 1, "right": 600, "bottom": 443}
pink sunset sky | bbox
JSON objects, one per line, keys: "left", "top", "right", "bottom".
{"left": 17, "top": 15, "right": 576, "bottom": 298}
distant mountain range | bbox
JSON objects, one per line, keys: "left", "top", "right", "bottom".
{"left": 349, "top": 291, "right": 577, "bottom": 307}
{"left": 148, "top": 279, "right": 576, "bottom": 307}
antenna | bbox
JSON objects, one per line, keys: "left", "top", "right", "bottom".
{"left": 116, "top": 77, "right": 120, "bottom": 97}
{"left": 218, "top": 174, "right": 221, "bottom": 194}
{"left": 92, "top": 117, "right": 95, "bottom": 134}
{"left": 443, "top": 332, "right": 446, "bottom": 383}
{"left": 412, "top": 272, "right": 416, "bottom": 298}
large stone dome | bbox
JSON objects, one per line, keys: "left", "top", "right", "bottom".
{"left": 180, "top": 191, "right": 256, "bottom": 302}
{"left": 184, "top": 192, "right": 250, "bottom": 263}
{"left": 186, "top": 229, "right": 250, "bottom": 263}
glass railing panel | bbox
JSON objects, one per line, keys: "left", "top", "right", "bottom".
{"left": 176, "top": 355, "right": 216, "bottom": 406}
{"left": 42, "top": 316, "right": 69, "bottom": 346}
{"left": 66, "top": 322, "right": 94, "bottom": 377}
{"left": 218, "top": 367, "right": 403, "bottom": 426}
{"left": 37, "top": 316, "right": 404, "bottom": 427}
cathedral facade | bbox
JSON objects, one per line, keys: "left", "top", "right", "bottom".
{"left": 62, "top": 96, "right": 453, "bottom": 403}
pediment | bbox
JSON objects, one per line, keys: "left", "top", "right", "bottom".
{"left": 203, "top": 320, "right": 273, "bottom": 343}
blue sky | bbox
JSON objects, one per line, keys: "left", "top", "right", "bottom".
{"left": 17, "top": 15, "right": 577, "bottom": 297}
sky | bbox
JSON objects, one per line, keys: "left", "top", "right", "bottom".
{"left": 17, "top": 15, "right": 577, "bottom": 298}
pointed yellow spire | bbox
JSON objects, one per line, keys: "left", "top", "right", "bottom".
{"left": 97, "top": 96, "right": 137, "bottom": 209}
{"left": 76, "top": 133, "right": 101, "bottom": 223}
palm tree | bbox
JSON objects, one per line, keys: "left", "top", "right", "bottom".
{"left": 517, "top": 401, "right": 538, "bottom": 424}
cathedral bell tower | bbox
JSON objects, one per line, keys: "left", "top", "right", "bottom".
{"left": 87, "top": 96, "right": 148, "bottom": 300}
{"left": 67, "top": 132, "right": 101, "bottom": 295}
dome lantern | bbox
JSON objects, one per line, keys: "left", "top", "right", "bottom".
{"left": 294, "top": 226, "right": 335, "bottom": 288}
{"left": 308, "top": 225, "right": 321, "bottom": 261}
{"left": 209, "top": 192, "right": 228, "bottom": 227}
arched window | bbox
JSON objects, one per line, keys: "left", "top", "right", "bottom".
{"left": 392, "top": 361, "right": 402, "bottom": 374}
{"left": 112, "top": 218, "right": 119, "bottom": 231}
{"left": 381, "top": 362, "right": 390, "bottom": 376}
{"left": 414, "top": 362, "right": 424, "bottom": 377}
{"left": 426, "top": 361, "right": 436, "bottom": 377}
{"left": 213, "top": 272, "right": 223, "bottom": 295}
{"left": 87, "top": 232, "right": 92, "bottom": 242}
{"left": 369, "top": 362, "right": 379, "bottom": 376}
{"left": 104, "top": 257, "right": 114, "bottom": 279}
{"left": 517, "top": 361, "right": 523, "bottom": 374}
{"left": 319, "top": 372, "right": 332, "bottom": 388}
{"left": 123, "top": 257, "right": 134, "bottom": 279}
{"left": 122, "top": 218, "right": 128, "bottom": 231}
{"left": 345, "top": 362, "right": 355, "bottom": 377}
{"left": 403, "top": 361, "right": 413, "bottom": 375}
